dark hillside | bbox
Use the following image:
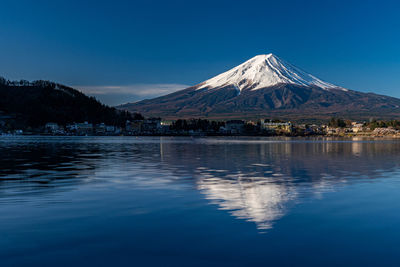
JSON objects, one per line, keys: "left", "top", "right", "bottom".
{"left": 0, "top": 77, "right": 142, "bottom": 128}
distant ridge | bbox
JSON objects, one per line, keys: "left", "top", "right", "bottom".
{"left": 119, "top": 54, "right": 400, "bottom": 121}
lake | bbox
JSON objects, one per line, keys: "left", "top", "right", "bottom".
{"left": 1, "top": 136, "right": 400, "bottom": 266}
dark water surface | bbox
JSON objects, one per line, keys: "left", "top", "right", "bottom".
{"left": 1, "top": 136, "right": 400, "bottom": 266}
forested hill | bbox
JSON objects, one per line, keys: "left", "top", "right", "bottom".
{"left": 0, "top": 77, "right": 143, "bottom": 128}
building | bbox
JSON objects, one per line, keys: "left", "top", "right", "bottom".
{"left": 126, "top": 120, "right": 143, "bottom": 134}
{"left": 105, "top": 125, "right": 115, "bottom": 133}
{"left": 67, "top": 122, "right": 93, "bottom": 135}
{"left": 351, "top": 122, "right": 364, "bottom": 133}
{"left": 95, "top": 123, "right": 106, "bottom": 134}
{"left": 44, "top": 122, "right": 65, "bottom": 134}
{"left": 261, "top": 120, "right": 292, "bottom": 133}
{"left": 225, "top": 120, "right": 245, "bottom": 134}
{"left": 141, "top": 118, "right": 161, "bottom": 134}
{"left": 45, "top": 122, "right": 60, "bottom": 132}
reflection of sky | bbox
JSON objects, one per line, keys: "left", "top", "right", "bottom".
{"left": 1, "top": 137, "right": 400, "bottom": 231}
{"left": 158, "top": 138, "right": 400, "bottom": 230}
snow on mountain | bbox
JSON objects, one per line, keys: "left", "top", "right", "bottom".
{"left": 196, "top": 53, "right": 346, "bottom": 92}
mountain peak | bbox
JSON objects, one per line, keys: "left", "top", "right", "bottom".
{"left": 253, "top": 53, "right": 275, "bottom": 59}
{"left": 121, "top": 54, "right": 400, "bottom": 121}
{"left": 197, "top": 54, "right": 346, "bottom": 92}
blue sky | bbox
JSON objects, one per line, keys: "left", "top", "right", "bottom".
{"left": 1, "top": 0, "right": 399, "bottom": 105}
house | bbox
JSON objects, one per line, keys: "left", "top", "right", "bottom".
{"left": 351, "top": 122, "right": 364, "bottom": 133}
{"left": 95, "top": 123, "right": 106, "bottom": 134}
{"left": 160, "top": 121, "right": 171, "bottom": 134}
{"left": 325, "top": 127, "right": 335, "bottom": 135}
{"left": 45, "top": 122, "right": 60, "bottom": 132}
{"left": 225, "top": 120, "right": 245, "bottom": 134}
{"left": 126, "top": 120, "right": 143, "bottom": 134}
{"left": 325, "top": 127, "right": 348, "bottom": 135}
{"left": 305, "top": 124, "right": 320, "bottom": 135}
{"left": 261, "top": 120, "right": 292, "bottom": 133}
{"left": 67, "top": 122, "right": 93, "bottom": 135}
{"left": 105, "top": 125, "right": 115, "bottom": 133}
{"left": 141, "top": 118, "right": 162, "bottom": 133}
{"left": 45, "top": 122, "right": 66, "bottom": 134}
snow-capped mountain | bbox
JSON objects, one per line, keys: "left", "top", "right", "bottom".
{"left": 197, "top": 54, "right": 346, "bottom": 92}
{"left": 119, "top": 54, "right": 400, "bottom": 120}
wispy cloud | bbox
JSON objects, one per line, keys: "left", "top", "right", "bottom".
{"left": 75, "top": 83, "right": 190, "bottom": 106}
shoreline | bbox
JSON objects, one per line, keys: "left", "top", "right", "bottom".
{"left": 2, "top": 134, "right": 400, "bottom": 139}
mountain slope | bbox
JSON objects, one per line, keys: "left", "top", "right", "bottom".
{"left": 119, "top": 54, "right": 400, "bottom": 120}
{"left": 0, "top": 78, "right": 141, "bottom": 128}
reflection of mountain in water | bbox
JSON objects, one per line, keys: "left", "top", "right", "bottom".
{"left": 159, "top": 138, "right": 400, "bottom": 230}
{"left": 197, "top": 172, "right": 296, "bottom": 229}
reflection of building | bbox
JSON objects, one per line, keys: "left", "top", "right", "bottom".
{"left": 351, "top": 142, "right": 362, "bottom": 155}
{"left": 197, "top": 172, "right": 297, "bottom": 230}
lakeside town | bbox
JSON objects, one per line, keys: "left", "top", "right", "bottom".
{"left": 1, "top": 115, "right": 400, "bottom": 137}
{"left": 2, "top": 79, "right": 400, "bottom": 138}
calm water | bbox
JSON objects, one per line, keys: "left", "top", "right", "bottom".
{"left": 1, "top": 136, "right": 400, "bottom": 266}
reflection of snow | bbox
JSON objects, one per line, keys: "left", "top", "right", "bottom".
{"left": 197, "top": 172, "right": 297, "bottom": 230}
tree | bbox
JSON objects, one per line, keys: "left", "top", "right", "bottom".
{"left": 328, "top": 118, "right": 346, "bottom": 128}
